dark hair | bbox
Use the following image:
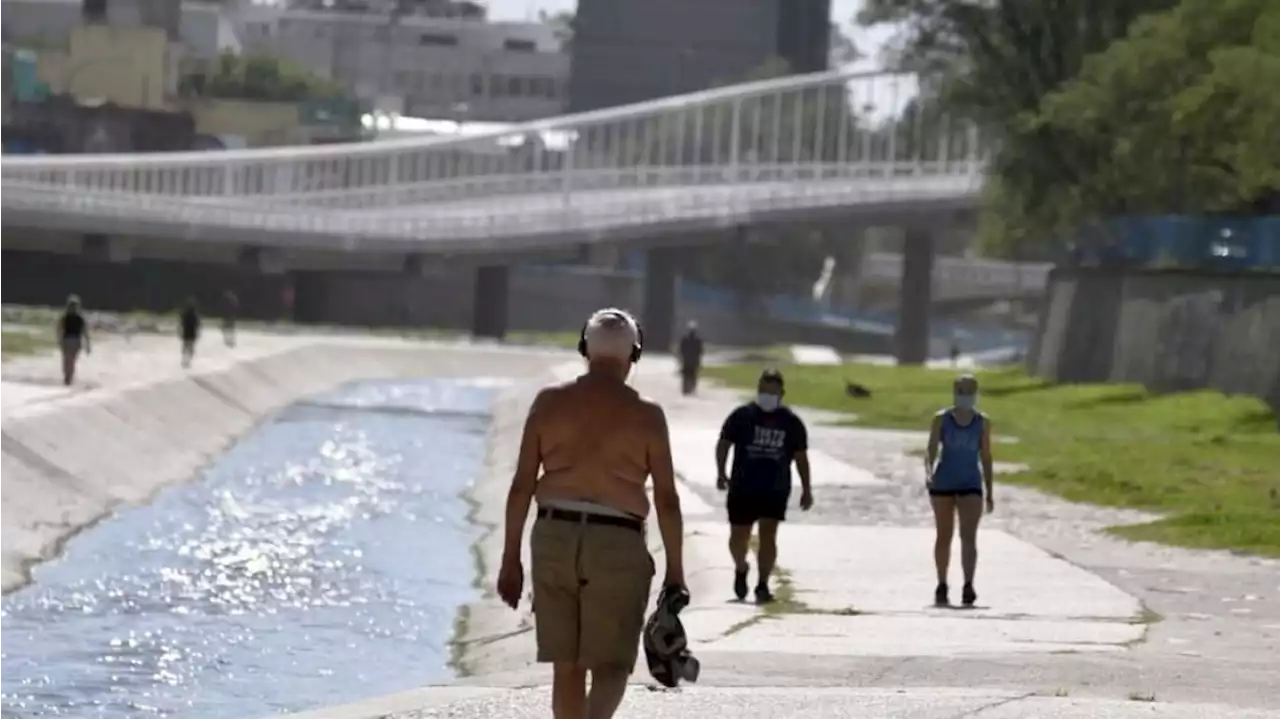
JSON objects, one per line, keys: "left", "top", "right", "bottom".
{"left": 758, "top": 368, "right": 785, "bottom": 387}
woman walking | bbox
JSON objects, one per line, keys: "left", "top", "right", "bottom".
{"left": 924, "top": 374, "right": 994, "bottom": 607}
{"left": 56, "top": 295, "right": 91, "bottom": 385}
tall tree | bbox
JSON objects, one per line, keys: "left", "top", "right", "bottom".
{"left": 1032, "top": 0, "right": 1280, "bottom": 219}
{"left": 857, "top": 0, "right": 1181, "bottom": 254}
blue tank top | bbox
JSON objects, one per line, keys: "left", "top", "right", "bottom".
{"left": 932, "top": 410, "right": 984, "bottom": 491}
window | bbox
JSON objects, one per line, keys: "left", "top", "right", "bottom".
{"left": 420, "top": 33, "right": 459, "bottom": 46}
{"left": 507, "top": 76, "right": 523, "bottom": 97}
{"left": 502, "top": 38, "right": 536, "bottom": 53}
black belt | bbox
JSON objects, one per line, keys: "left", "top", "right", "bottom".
{"left": 537, "top": 507, "right": 644, "bottom": 532}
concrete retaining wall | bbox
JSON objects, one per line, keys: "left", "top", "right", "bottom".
{"left": 1029, "top": 268, "right": 1280, "bottom": 413}
{"left": 0, "top": 340, "right": 563, "bottom": 593}
{"left": 1, "top": 251, "right": 890, "bottom": 353}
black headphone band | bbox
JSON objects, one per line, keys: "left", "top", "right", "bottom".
{"left": 578, "top": 311, "right": 644, "bottom": 362}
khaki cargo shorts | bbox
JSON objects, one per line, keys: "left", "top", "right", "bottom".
{"left": 530, "top": 516, "right": 655, "bottom": 672}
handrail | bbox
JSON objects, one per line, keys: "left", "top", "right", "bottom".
{"left": 0, "top": 67, "right": 924, "bottom": 168}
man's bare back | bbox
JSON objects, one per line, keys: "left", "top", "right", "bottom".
{"left": 534, "top": 375, "right": 663, "bottom": 518}
{"left": 498, "top": 308, "right": 685, "bottom": 719}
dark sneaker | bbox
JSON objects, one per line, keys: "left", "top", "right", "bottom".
{"left": 733, "top": 567, "right": 749, "bottom": 601}
{"left": 934, "top": 582, "right": 950, "bottom": 606}
{"left": 962, "top": 583, "right": 977, "bottom": 607}
{"left": 754, "top": 585, "right": 775, "bottom": 604}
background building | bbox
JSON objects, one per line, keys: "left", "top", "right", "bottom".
{"left": 3, "top": 0, "right": 569, "bottom": 124}
{"left": 568, "top": 0, "right": 831, "bottom": 111}
{"left": 233, "top": 0, "right": 569, "bottom": 121}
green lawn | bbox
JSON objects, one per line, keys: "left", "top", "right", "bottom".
{"left": 704, "top": 362, "right": 1280, "bottom": 557}
{"left": 1, "top": 330, "right": 56, "bottom": 361}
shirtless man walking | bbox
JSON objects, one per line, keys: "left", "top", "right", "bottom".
{"left": 497, "top": 308, "right": 686, "bottom": 719}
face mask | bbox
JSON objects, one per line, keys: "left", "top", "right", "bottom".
{"left": 755, "top": 393, "right": 781, "bottom": 412}
{"left": 954, "top": 393, "right": 977, "bottom": 410}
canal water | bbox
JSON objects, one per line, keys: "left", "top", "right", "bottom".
{"left": 2, "top": 378, "right": 504, "bottom": 718}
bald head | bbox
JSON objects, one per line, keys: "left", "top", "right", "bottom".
{"left": 582, "top": 308, "right": 641, "bottom": 365}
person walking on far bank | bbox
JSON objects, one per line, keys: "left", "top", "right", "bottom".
{"left": 678, "top": 320, "right": 704, "bottom": 396}
{"left": 924, "top": 374, "right": 995, "bottom": 607}
{"left": 716, "top": 368, "right": 813, "bottom": 603}
{"left": 56, "top": 294, "right": 91, "bottom": 386}
{"left": 221, "top": 290, "right": 239, "bottom": 348}
{"left": 179, "top": 297, "right": 201, "bottom": 368}
{"left": 497, "top": 308, "right": 686, "bottom": 719}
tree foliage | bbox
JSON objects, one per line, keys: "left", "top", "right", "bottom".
{"left": 1031, "top": 0, "right": 1280, "bottom": 219}
{"left": 181, "top": 51, "right": 346, "bottom": 103}
{"left": 858, "top": 0, "right": 1186, "bottom": 256}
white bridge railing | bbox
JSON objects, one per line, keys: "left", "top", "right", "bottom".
{"left": 3, "top": 68, "right": 991, "bottom": 246}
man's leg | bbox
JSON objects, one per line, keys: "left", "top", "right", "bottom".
{"left": 580, "top": 524, "right": 653, "bottom": 719}
{"left": 553, "top": 664, "right": 587, "bottom": 719}
{"left": 531, "top": 520, "right": 587, "bottom": 719}
{"left": 755, "top": 518, "right": 780, "bottom": 599}
{"left": 725, "top": 490, "right": 757, "bottom": 600}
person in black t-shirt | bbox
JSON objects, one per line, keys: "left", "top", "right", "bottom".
{"left": 715, "top": 368, "right": 813, "bottom": 603}
{"left": 179, "top": 297, "right": 201, "bottom": 368}
{"left": 56, "top": 294, "right": 91, "bottom": 386}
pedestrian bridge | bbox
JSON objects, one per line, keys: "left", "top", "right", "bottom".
{"left": 3, "top": 69, "right": 989, "bottom": 255}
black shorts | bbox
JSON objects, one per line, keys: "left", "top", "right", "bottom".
{"left": 726, "top": 490, "right": 790, "bottom": 526}
{"left": 928, "top": 487, "right": 983, "bottom": 497}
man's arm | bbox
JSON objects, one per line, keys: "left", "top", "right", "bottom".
{"left": 648, "top": 402, "right": 685, "bottom": 587}
{"left": 715, "top": 409, "right": 738, "bottom": 487}
{"left": 979, "top": 417, "right": 995, "bottom": 497}
{"left": 501, "top": 390, "right": 546, "bottom": 562}
{"left": 793, "top": 416, "right": 811, "bottom": 499}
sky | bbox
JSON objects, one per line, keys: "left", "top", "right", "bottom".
{"left": 483, "top": 0, "right": 900, "bottom": 74}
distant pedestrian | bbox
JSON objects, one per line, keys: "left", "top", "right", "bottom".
{"left": 924, "top": 374, "right": 995, "bottom": 607}
{"left": 179, "top": 297, "right": 201, "bottom": 368}
{"left": 678, "top": 320, "right": 704, "bottom": 396}
{"left": 715, "top": 368, "right": 813, "bottom": 603}
{"left": 221, "top": 290, "right": 239, "bottom": 348}
{"left": 56, "top": 294, "right": 91, "bottom": 386}
{"left": 949, "top": 338, "right": 961, "bottom": 367}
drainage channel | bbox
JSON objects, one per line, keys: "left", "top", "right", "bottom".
{"left": 3, "top": 377, "right": 505, "bottom": 718}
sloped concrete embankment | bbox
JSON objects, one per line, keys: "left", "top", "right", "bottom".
{"left": 1030, "top": 268, "right": 1280, "bottom": 412}
{"left": 0, "top": 342, "right": 562, "bottom": 594}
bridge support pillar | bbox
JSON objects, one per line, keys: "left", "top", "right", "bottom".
{"left": 472, "top": 265, "right": 509, "bottom": 340}
{"left": 238, "top": 246, "right": 286, "bottom": 275}
{"left": 578, "top": 243, "right": 621, "bottom": 269}
{"left": 642, "top": 247, "right": 679, "bottom": 355}
{"left": 894, "top": 227, "right": 934, "bottom": 365}
{"left": 403, "top": 253, "right": 426, "bottom": 276}
{"left": 81, "top": 233, "right": 131, "bottom": 263}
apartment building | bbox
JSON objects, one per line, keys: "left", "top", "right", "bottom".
{"left": 234, "top": 1, "right": 569, "bottom": 121}
{"left": 3, "top": 0, "right": 569, "bottom": 123}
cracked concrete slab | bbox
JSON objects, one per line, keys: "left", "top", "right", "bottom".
{"left": 771, "top": 524, "right": 1143, "bottom": 621}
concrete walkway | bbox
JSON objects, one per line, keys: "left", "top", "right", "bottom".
{"left": 290, "top": 356, "right": 1280, "bottom": 719}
